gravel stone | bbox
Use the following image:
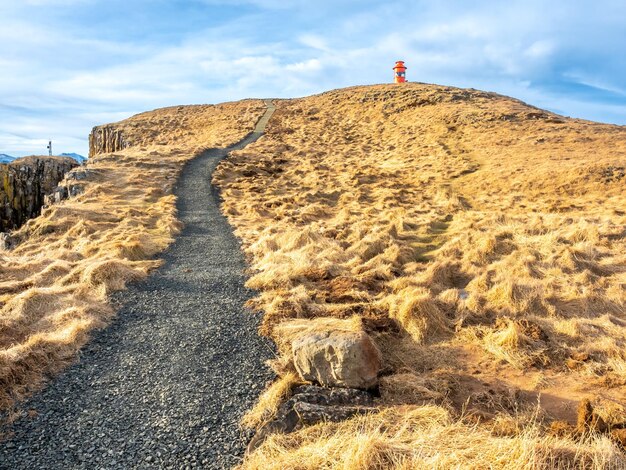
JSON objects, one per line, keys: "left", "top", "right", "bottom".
{"left": 0, "top": 102, "right": 276, "bottom": 469}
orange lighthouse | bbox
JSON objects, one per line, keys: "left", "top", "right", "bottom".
{"left": 393, "top": 61, "right": 407, "bottom": 83}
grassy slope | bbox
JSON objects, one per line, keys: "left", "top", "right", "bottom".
{"left": 212, "top": 84, "right": 626, "bottom": 468}
{"left": 0, "top": 100, "right": 265, "bottom": 412}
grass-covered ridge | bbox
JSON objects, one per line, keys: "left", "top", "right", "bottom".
{"left": 212, "top": 83, "right": 626, "bottom": 468}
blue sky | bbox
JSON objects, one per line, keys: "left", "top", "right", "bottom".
{"left": 1, "top": 0, "right": 625, "bottom": 157}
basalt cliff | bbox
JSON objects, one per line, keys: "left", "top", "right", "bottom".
{"left": 89, "top": 125, "right": 128, "bottom": 157}
{"left": 0, "top": 156, "right": 78, "bottom": 232}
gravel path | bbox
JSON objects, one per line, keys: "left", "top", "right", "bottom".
{"left": 0, "top": 100, "right": 276, "bottom": 469}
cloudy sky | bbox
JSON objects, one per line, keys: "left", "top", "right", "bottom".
{"left": 1, "top": 0, "right": 625, "bottom": 157}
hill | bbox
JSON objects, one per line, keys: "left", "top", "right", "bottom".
{"left": 0, "top": 84, "right": 624, "bottom": 468}
{"left": 0, "top": 154, "right": 15, "bottom": 164}
{"left": 0, "top": 100, "right": 265, "bottom": 412}
{"left": 212, "top": 83, "right": 626, "bottom": 468}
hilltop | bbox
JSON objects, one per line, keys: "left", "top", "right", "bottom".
{"left": 213, "top": 83, "right": 626, "bottom": 468}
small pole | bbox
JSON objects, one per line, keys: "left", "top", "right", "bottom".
{"left": 47, "top": 140, "right": 52, "bottom": 156}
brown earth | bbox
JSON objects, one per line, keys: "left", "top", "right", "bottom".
{"left": 212, "top": 84, "right": 626, "bottom": 468}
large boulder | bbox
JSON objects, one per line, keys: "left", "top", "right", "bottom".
{"left": 291, "top": 325, "right": 382, "bottom": 389}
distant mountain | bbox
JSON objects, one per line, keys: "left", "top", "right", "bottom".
{"left": 60, "top": 153, "right": 88, "bottom": 163}
{"left": 0, "top": 154, "right": 15, "bottom": 163}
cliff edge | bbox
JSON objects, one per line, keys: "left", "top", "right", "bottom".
{"left": 0, "top": 156, "right": 78, "bottom": 232}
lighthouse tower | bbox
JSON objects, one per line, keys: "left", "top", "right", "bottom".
{"left": 393, "top": 61, "right": 407, "bottom": 83}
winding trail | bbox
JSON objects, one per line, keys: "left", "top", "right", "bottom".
{"left": 0, "top": 100, "right": 276, "bottom": 469}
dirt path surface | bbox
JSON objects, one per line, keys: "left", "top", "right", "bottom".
{"left": 0, "top": 101, "right": 276, "bottom": 469}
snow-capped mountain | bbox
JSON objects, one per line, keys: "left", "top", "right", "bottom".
{"left": 60, "top": 153, "right": 88, "bottom": 163}
{"left": 0, "top": 154, "right": 15, "bottom": 163}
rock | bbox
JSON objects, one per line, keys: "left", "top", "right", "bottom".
{"left": 68, "top": 184, "right": 85, "bottom": 197}
{"left": 0, "top": 156, "right": 77, "bottom": 231}
{"left": 292, "top": 329, "right": 382, "bottom": 389}
{"left": 290, "top": 385, "right": 374, "bottom": 407}
{"left": 66, "top": 169, "right": 91, "bottom": 181}
{"left": 54, "top": 186, "right": 69, "bottom": 203}
{"left": 89, "top": 125, "right": 128, "bottom": 157}
{"left": 293, "top": 401, "right": 371, "bottom": 426}
{"left": 247, "top": 385, "right": 375, "bottom": 454}
{"left": 0, "top": 232, "right": 13, "bottom": 250}
{"left": 44, "top": 185, "right": 70, "bottom": 207}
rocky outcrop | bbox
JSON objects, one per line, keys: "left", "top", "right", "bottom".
{"left": 0, "top": 232, "right": 12, "bottom": 250}
{"left": 0, "top": 156, "right": 78, "bottom": 232}
{"left": 89, "top": 125, "right": 128, "bottom": 157}
{"left": 292, "top": 328, "right": 382, "bottom": 389}
{"left": 42, "top": 168, "right": 96, "bottom": 207}
{"left": 247, "top": 385, "right": 375, "bottom": 453}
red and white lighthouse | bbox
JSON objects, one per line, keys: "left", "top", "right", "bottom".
{"left": 393, "top": 60, "right": 407, "bottom": 83}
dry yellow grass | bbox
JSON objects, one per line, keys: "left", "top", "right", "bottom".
{"left": 212, "top": 84, "right": 626, "bottom": 467}
{"left": 0, "top": 100, "right": 265, "bottom": 411}
{"left": 244, "top": 406, "right": 624, "bottom": 470}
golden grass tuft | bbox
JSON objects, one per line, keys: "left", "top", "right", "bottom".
{"left": 241, "top": 405, "right": 626, "bottom": 469}
{"left": 385, "top": 286, "right": 450, "bottom": 343}
{"left": 378, "top": 373, "right": 446, "bottom": 405}
{"left": 242, "top": 371, "right": 303, "bottom": 429}
{"left": 461, "top": 317, "right": 550, "bottom": 369}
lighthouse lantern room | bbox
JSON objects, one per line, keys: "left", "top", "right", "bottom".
{"left": 393, "top": 60, "right": 407, "bottom": 83}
